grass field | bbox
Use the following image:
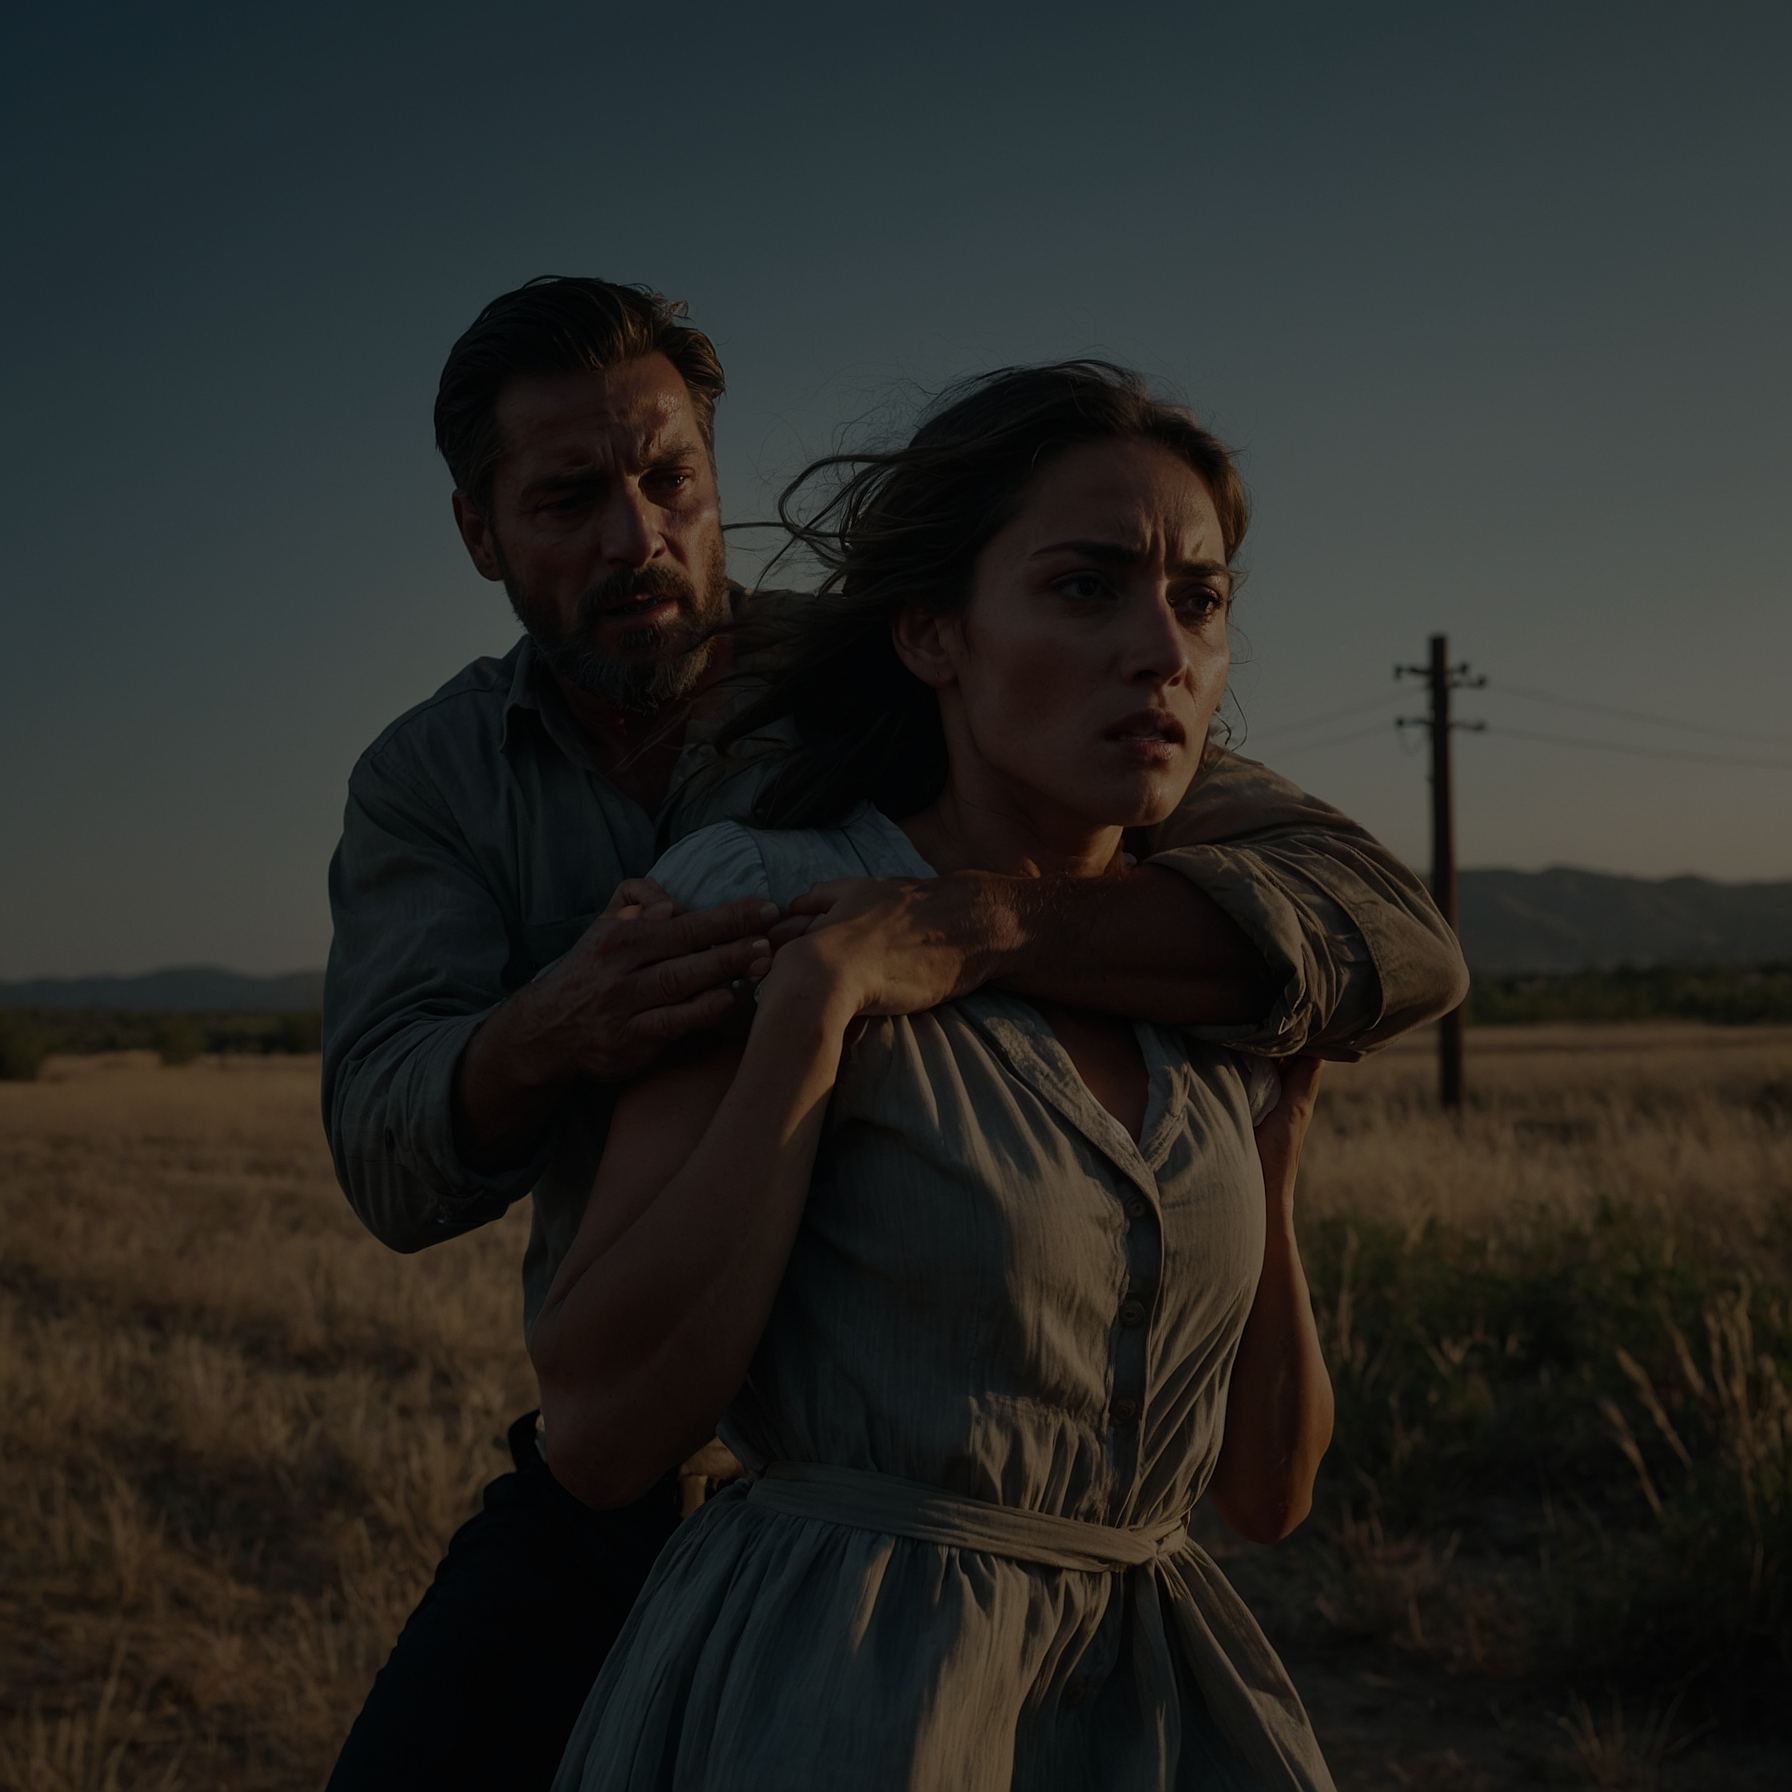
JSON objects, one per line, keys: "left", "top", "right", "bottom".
{"left": 2, "top": 1026, "right": 1788, "bottom": 1790}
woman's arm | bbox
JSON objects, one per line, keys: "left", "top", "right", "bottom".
{"left": 1207, "top": 1058, "right": 1335, "bottom": 1544}
{"left": 528, "top": 944, "right": 857, "bottom": 1509}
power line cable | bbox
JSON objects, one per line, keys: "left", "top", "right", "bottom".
{"left": 1480, "top": 723, "right": 1792, "bottom": 770}
{"left": 1240, "top": 688, "right": 1402, "bottom": 738}
{"left": 1244, "top": 676, "right": 1792, "bottom": 765}
{"left": 1242, "top": 717, "right": 1396, "bottom": 756}
{"left": 1486, "top": 680, "right": 1792, "bottom": 746}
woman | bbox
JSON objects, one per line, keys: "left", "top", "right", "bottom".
{"left": 531, "top": 362, "right": 1337, "bottom": 1790}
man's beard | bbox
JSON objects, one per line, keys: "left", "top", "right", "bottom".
{"left": 503, "top": 543, "right": 730, "bottom": 716}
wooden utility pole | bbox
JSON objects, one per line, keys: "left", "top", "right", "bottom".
{"left": 1397, "top": 636, "right": 1484, "bottom": 1109}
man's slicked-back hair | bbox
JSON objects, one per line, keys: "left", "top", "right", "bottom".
{"left": 433, "top": 276, "right": 726, "bottom": 507}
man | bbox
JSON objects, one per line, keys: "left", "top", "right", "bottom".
{"left": 322, "top": 277, "right": 1466, "bottom": 1789}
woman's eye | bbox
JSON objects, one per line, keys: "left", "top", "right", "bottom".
{"left": 1176, "top": 586, "right": 1228, "bottom": 620}
{"left": 1055, "top": 573, "right": 1111, "bottom": 603}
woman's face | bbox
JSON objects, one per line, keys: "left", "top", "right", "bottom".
{"left": 913, "top": 437, "right": 1232, "bottom": 847}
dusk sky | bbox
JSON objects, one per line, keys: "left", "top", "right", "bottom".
{"left": 4, "top": 2, "right": 1788, "bottom": 978}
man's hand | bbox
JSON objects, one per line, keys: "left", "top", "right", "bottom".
{"left": 452, "top": 890, "right": 778, "bottom": 1172}
{"left": 602, "top": 876, "right": 678, "bottom": 921}
{"left": 768, "top": 873, "right": 1018, "bottom": 1017}
{"left": 524, "top": 895, "right": 779, "bottom": 1082}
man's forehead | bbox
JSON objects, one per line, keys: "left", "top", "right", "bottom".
{"left": 496, "top": 355, "right": 698, "bottom": 466}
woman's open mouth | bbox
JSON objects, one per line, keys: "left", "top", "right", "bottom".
{"left": 1102, "top": 709, "right": 1186, "bottom": 764}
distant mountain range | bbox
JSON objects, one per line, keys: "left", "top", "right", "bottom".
{"left": 1458, "top": 867, "right": 1791, "bottom": 976}
{"left": 2, "top": 868, "right": 1788, "bottom": 1009}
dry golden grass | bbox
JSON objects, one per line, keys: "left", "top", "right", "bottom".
{"left": 1222, "top": 1025, "right": 1792, "bottom": 1791}
{"left": 2, "top": 1027, "right": 1788, "bottom": 1789}
{"left": 0, "top": 1053, "right": 534, "bottom": 1791}
{"left": 1304, "top": 1023, "right": 1791, "bottom": 1258}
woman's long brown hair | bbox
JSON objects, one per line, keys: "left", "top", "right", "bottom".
{"left": 719, "top": 361, "right": 1249, "bottom": 829}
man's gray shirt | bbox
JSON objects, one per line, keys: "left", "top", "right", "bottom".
{"left": 324, "top": 635, "right": 1467, "bottom": 1337}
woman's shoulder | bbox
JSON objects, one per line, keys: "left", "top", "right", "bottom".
{"left": 647, "top": 821, "right": 775, "bottom": 909}
{"left": 649, "top": 805, "right": 927, "bottom": 911}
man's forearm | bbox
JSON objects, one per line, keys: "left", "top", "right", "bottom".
{"left": 325, "top": 1011, "right": 530, "bottom": 1254}
{"left": 452, "top": 981, "right": 577, "bottom": 1173}
{"left": 990, "top": 865, "right": 1278, "bottom": 1026}
{"left": 1145, "top": 751, "right": 1470, "bottom": 1053}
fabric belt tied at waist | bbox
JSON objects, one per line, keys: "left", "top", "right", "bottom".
{"left": 745, "top": 1461, "right": 1189, "bottom": 1571}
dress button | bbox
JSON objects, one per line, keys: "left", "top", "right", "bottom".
{"left": 1112, "top": 1396, "right": 1139, "bottom": 1424}
{"left": 1125, "top": 1197, "right": 1148, "bottom": 1220}
{"left": 1119, "top": 1298, "right": 1146, "bottom": 1327}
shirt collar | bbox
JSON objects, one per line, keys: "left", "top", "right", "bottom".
{"left": 498, "top": 633, "right": 602, "bottom": 770}
{"left": 498, "top": 634, "right": 547, "bottom": 754}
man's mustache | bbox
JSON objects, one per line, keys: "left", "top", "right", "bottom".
{"left": 579, "top": 566, "right": 695, "bottom": 622}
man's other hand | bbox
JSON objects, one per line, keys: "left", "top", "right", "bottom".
{"left": 452, "top": 892, "right": 777, "bottom": 1174}
{"left": 534, "top": 896, "right": 778, "bottom": 1081}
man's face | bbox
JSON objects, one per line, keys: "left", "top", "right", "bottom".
{"left": 454, "top": 352, "right": 730, "bottom": 713}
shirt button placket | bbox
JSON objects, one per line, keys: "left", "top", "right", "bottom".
{"left": 1111, "top": 1176, "right": 1159, "bottom": 1455}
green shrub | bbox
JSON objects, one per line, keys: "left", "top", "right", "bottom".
{"left": 1561, "top": 1283, "right": 1792, "bottom": 1701}
{"left": 1468, "top": 962, "right": 1792, "bottom": 1026}
{"left": 0, "top": 1012, "right": 49, "bottom": 1081}
{"left": 269, "top": 1012, "right": 322, "bottom": 1054}
{"left": 155, "top": 1016, "right": 205, "bottom": 1066}
{"left": 1304, "top": 1212, "right": 1792, "bottom": 1713}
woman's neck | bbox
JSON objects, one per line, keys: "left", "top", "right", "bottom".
{"left": 898, "top": 786, "right": 1126, "bottom": 881}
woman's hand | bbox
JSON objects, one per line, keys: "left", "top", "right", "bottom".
{"left": 765, "top": 873, "right": 1013, "bottom": 1018}
{"left": 1253, "top": 1056, "right": 1323, "bottom": 1222}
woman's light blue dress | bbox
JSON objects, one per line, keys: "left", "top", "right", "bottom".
{"left": 551, "top": 805, "right": 1333, "bottom": 1791}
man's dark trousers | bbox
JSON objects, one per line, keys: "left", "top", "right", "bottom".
{"left": 325, "top": 1412, "right": 679, "bottom": 1790}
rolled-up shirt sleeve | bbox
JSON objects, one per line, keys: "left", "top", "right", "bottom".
{"left": 322, "top": 751, "right": 544, "bottom": 1252}
{"left": 1144, "top": 749, "right": 1470, "bottom": 1059}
